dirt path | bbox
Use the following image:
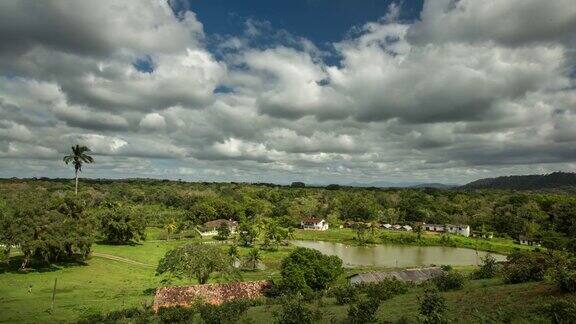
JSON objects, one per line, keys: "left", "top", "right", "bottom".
{"left": 91, "top": 252, "right": 155, "bottom": 268}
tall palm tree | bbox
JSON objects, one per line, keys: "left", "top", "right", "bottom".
{"left": 63, "top": 145, "right": 94, "bottom": 195}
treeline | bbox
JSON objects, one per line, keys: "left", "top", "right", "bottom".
{"left": 1, "top": 179, "right": 576, "bottom": 268}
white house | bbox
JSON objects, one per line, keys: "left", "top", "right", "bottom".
{"left": 423, "top": 223, "right": 470, "bottom": 237}
{"left": 445, "top": 224, "right": 471, "bottom": 237}
{"left": 392, "top": 224, "right": 402, "bottom": 230}
{"left": 301, "top": 217, "right": 329, "bottom": 231}
{"left": 200, "top": 219, "right": 238, "bottom": 236}
{"left": 382, "top": 224, "right": 392, "bottom": 229}
{"left": 518, "top": 235, "right": 540, "bottom": 246}
{"left": 402, "top": 225, "right": 413, "bottom": 231}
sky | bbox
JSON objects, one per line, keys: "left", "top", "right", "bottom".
{"left": 0, "top": 0, "right": 576, "bottom": 185}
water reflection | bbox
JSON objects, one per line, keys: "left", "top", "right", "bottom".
{"left": 291, "top": 240, "right": 506, "bottom": 268}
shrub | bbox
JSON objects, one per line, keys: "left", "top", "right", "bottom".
{"left": 347, "top": 297, "right": 381, "bottom": 324}
{"left": 419, "top": 287, "right": 448, "bottom": 324}
{"left": 332, "top": 284, "right": 361, "bottom": 305}
{"left": 279, "top": 247, "right": 343, "bottom": 294}
{"left": 78, "top": 307, "right": 150, "bottom": 323}
{"left": 157, "top": 306, "right": 196, "bottom": 323}
{"left": 273, "top": 293, "right": 322, "bottom": 324}
{"left": 502, "top": 251, "right": 550, "bottom": 284}
{"left": 432, "top": 271, "right": 466, "bottom": 291}
{"left": 473, "top": 254, "right": 499, "bottom": 279}
{"left": 364, "top": 278, "right": 410, "bottom": 301}
{"left": 541, "top": 299, "right": 576, "bottom": 324}
{"left": 555, "top": 268, "right": 576, "bottom": 293}
{"left": 198, "top": 299, "right": 251, "bottom": 324}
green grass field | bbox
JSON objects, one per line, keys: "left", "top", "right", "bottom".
{"left": 0, "top": 228, "right": 555, "bottom": 323}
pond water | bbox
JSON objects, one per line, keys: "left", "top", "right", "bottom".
{"left": 291, "top": 240, "right": 507, "bottom": 268}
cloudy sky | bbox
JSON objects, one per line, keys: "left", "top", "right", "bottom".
{"left": 1, "top": 0, "right": 575, "bottom": 185}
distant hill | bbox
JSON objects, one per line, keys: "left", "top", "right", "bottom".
{"left": 461, "top": 172, "right": 576, "bottom": 190}
{"left": 409, "top": 183, "right": 458, "bottom": 189}
{"left": 347, "top": 181, "right": 457, "bottom": 188}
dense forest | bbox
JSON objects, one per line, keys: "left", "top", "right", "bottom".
{"left": 462, "top": 172, "right": 576, "bottom": 190}
{"left": 1, "top": 178, "right": 576, "bottom": 266}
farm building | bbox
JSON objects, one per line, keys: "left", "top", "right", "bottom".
{"left": 301, "top": 217, "right": 329, "bottom": 231}
{"left": 518, "top": 235, "right": 540, "bottom": 246}
{"left": 349, "top": 267, "right": 444, "bottom": 284}
{"left": 423, "top": 223, "right": 470, "bottom": 237}
{"left": 200, "top": 219, "right": 238, "bottom": 236}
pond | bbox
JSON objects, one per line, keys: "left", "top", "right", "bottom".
{"left": 291, "top": 240, "right": 507, "bottom": 268}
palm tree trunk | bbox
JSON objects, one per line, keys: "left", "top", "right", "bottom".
{"left": 75, "top": 170, "right": 78, "bottom": 195}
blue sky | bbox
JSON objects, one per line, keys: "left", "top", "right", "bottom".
{"left": 0, "top": 0, "right": 575, "bottom": 185}
{"left": 177, "top": 0, "right": 423, "bottom": 43}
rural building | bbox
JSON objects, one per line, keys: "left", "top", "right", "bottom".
{"left": 518, "top": 235, "right": 540, "bottom": 246}
{"left": 423, "top": 223, "right": 470, "bottom": 237}
{"left": 200, "top": 219, "right": 238, "bottom": 236}
{"left": 301, "top": 217, "right": 329, "bottom": 230}
{"left": 153, "top": 280, "right": 271, "bottom": 311}
{"left": 382, "top": 223, "right": 392, "bottom": 229}
{"left": 402, "top": 225, "right": 413, "bottom": 231}
{"left": 349, "top": 267, "right": 444, "bottom": 284}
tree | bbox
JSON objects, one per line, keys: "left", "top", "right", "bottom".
{"left": 280, "top": 247, "right": 343, "bottom": 293}
{"left": 228, "top": 245, "right": 240, "bottom": 265}
{"left": 63, "top": 144, "right": 94, "bottom": 195}
{"left": 163, "top": 218, "right": 179, "bottom": 241}
{"left": 0, "top": 192, "right": 95, "bottom": 270}
{"left": 244, "top": 247, "right": 262, "bottom": 270}
{"left": 215, "top": 222, "right": 231, "bottom": 241}
{"left": 473, "top": 253, "right": 499, "bottom": 279}
{"left": 419, "top": 287, "right": 448, "bottom": 324}
{"left": 237, "top": 222, "right": 258, "bottom": 247}
{"left": 273, "top": 293, "right": 321, "bottom": 324}
{"left": 98, "top": 204, "right": 146, "bottom": 244}
{"left": 156, "top": 243, "right": 232, "bottom": 284}
{"left": 414, "top": 224, "right": 424, "bottom": 240}
{"left": 347, "top": 298, "right": 381, "bottom": 324}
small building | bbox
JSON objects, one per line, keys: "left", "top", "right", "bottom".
{"left": 200, "top": 219, "right": 238, "bottom": 236}
{"left": 382, "top": 223, "right": 392, "bottom": 229}
{"left": 518, "top": 235, "right": 540, "bottom": 246}
{"left": 445, "top": 224, "right": 471, "bottom": 237}
{"left": 349, "top": 267, "right": 444, "bottom": 285}
{"left": 392, "top": 224, "right": 402, "bottom": 230}
{"left": 423, "top": 223, "right": 470, "bottom": 237}
{"left": 402, "top": 225, "right": 413, "bottom": 231}
{"left": 301, "top": 217, "right": 329, "bottom": 231}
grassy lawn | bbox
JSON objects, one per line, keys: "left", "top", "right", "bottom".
{"left": 294, "top": 228, "right": 532, "bottom": 255}
{"left": 245, "top": 280, "right": 575, "bottom": 323}
{"left": 0, "top": 228, "right": 550, "bottom": 323}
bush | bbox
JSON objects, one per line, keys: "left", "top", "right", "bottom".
{"left": 78, "top": 307, "right": 150, "bottom": 323}
{"left": 432, "top": 271, "right": 466, "bottom": 291}
{"left": 157, "top": 306, "right": 196, "bottom": 323}
{"left": 198, "top": 299, "right": 251, "bottom": 324}
{"left": 273, "top": 293, "right": 322, "bottom": 324}
{"left": 473, "top": 254, "right": 499, "bottom": 279}
{"left": 541, "top": 299, "right": 576, "bottom": 324}
{"left": 555, "top": 268, "right": 576, "bottom": 293}
{"left": 332, "top": 284, "right": 361, "bottom": 305}
{"left": 279, "top": 247, "right": 343, "bottom": 294}
{"left": 347, "top": 297, "right": 381, "bottom": 324}
{"left": 419, "top": 287, "right": 448, "bottom": 324}
{"left": 364, "top": 278, "right": 410, "bottom": 301}
{"left": 502, "top": 251, "right": 550, "bottom": 284}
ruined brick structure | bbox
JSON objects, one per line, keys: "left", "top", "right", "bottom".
{"left": 153, "top": 280, "right": 271, "bottom": 311}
